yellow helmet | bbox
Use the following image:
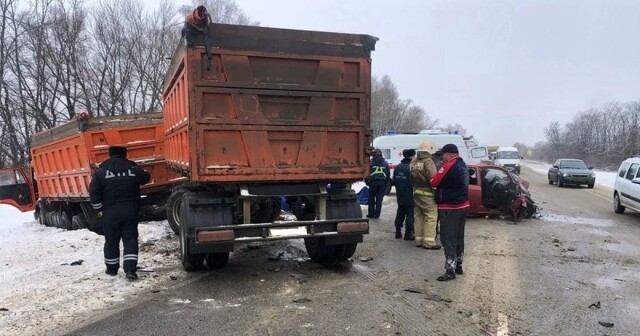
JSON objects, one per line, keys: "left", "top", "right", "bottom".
{"left": 417, "top": 140, "right": 437, "bottom": 154}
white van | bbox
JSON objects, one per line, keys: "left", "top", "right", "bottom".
{"left": 372, "top": 130, "right": 488, "bottom": 174}
{"left": 613, "top": 156, "right": 640, "bottom": 214}
{"left": 493, "top": 146, "right": 522, "bottom": 174}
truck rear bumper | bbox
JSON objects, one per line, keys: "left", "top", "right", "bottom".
{"left": 193, "top": 218, "right": 368, "bottom": 245}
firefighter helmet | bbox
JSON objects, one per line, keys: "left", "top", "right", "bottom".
{"left": 417, "top": 140, "right": 437, "bottom": 154}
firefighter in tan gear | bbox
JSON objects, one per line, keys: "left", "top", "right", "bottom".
{"left": 410, "top": 141, "right": 441, "bottom": 249}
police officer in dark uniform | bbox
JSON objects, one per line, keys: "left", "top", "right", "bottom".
{"left": 366, "top": 148, "right": 391, "bottom": 219}
{"left": 393, "top": 149, "right": 415, "bottom": 239}
{"left": 89, "top": 146, "right": 150, "bottom": 280}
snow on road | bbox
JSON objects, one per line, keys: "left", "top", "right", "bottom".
{"left": 0, "top": 205, "right": 182, "bottom": 336}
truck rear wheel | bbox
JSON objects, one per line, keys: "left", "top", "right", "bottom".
{"left": 304, "top": 237, "right": 339, "bottom": 264}
{"left": 167, "top": 188, "right": 189, "bottom": 235}
{"left": 71, "top": 214, "right": 89, "bottom": 230}
{"left": 305, "top": 189, "right": 363, "bottom": 265}
{"left": 206, "top": 253, "right": 229, "bottom": 269}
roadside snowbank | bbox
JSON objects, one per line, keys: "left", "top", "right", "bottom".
{"left": 0, "top": 205, "right": 181, "bottom": 335}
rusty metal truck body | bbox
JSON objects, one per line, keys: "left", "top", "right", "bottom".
{"left": 0, "top": 113, "right": 181, "bottom": 232}
{"left": 163, "top": 23, "right": 377, "bottom": 270}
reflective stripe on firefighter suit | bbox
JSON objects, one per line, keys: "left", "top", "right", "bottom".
{"left": 410, "top": 153, "right": 438, "bottom": 247}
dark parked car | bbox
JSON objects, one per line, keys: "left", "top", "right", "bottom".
{"left": 547, "top": 159, "right": 595, "bottom": 188}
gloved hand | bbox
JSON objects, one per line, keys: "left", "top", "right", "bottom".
{"left": 96, "top": 211, "right": 103, "bottom": 218}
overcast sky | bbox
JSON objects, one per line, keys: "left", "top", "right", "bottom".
{"left": 226, "top": 0, "right": 640, "bottom": 146}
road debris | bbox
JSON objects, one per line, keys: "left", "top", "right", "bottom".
{"left": 358, "top": 256, "right": 373, "bottom": 262}
{"left": 598, "top": 321, "right": 614, "bottom": 328}
{"left": 70, "top": 259, "right": 84, "bottom": 266}
{"left": 588, "top": 301, "right": 601, "bottom": 309}
{"left": 292, "top": 297, "right": 312, "bottom": 303}
{"left": 425, "top": 293, "right": 452, "bottom": 303}
{"left": 404, "top": 287, "right": 425, "bottom": 294}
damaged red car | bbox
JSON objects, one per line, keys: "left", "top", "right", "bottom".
{"left": 466, "top": 163, "right": 537, "bottom": 221}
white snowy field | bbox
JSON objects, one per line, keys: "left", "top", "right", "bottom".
{"left": 0, "top": 205, "right": 182, "bottom": 336}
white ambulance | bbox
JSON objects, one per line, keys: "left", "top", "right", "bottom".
{"left": 372, "top": 130, "right": 488, "bottom": 175}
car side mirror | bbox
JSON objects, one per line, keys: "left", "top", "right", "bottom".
{"left": 552, "top": 165, "right": 558, "bottom": 169}
{"left": 588, "top": 166, "right": 593, "bottom": 170}
{"left": 632, "top": 178, "right": 640, "bottom": 185}
{"left": 520, "top": 156, "right": 523, "bottom": 159}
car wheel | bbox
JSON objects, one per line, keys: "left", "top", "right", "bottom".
{"left": 548, "top": 175, "right": 553, "bottom": 185}
{"left": 587, "top": 183, "right": 594, "bottom": 189}
{"left": 556, "top": 176, "right": 563, "bottom": 187}
{"left": 613, "top": 193, "right": 625, "bottom": 214}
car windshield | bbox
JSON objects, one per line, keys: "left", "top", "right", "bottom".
{"left": 560, "top": 160, "right": 588, "bottom": 169}
{"left": 496, "top": 151, "right": 520, "bottom": 159}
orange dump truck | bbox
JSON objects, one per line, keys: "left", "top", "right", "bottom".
{"left": 0, "top": 113, "right": 181, "bottom": 233}
{"left": 162, "top": 23, "right": 377, "bottom": 270}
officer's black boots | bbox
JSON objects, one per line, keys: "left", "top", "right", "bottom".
{"left": 125, "top": 272, "right": 138, "bottom": 280}
{"left": 437, "top": 271, "right": 456, "bottom": 281}
{"left": 455, "top": 265, "right": 463, "bottom": 275}
{"left": 105, "top": 269, "right": 117, "bottom": 276}
{"left": 403, "top": 229, "right": 414, "bottom": 241}
{"left": 395, "top": 227, "right": 402, "bottom": 239}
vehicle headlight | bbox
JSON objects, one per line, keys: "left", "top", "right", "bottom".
{"left": 515, "top": 164, "right": 519, "bottom": 167}
{"left": 590, "top": 173, "right": 595, "bottom": 178}
{"left": 562, "top": 172, "right": 569, "bottom": 177}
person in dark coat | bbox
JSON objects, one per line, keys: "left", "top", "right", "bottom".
{"left": 430, "top": 144, "right": 469, "bottom": 281}
{"left": 89, "top": 146, "right": 150, "bottom": 280}
{"left": 366, "top": 148, "right": 391, "bottom": 219}
{"left": 393, "top": 149, "right": 415, "bottom": 239}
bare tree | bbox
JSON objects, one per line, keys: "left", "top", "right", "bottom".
{"left": 371, "top": 75, "right": 434, "bottom": 136}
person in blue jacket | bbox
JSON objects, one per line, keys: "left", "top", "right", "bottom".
{"left": 366, "top": 148, "right": 391, "bottom": 219}
{"left": 393, "top": 149, "right": 415, "bottom": 239}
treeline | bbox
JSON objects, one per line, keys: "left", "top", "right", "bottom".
{"left": 531, "top": 101, "right": 640, "bottom": 169}
{"left": 0, "top": 0, "right": 446, "bottom": 169}
{"left": 0, "top": 0, "right": 252, "bottom": 168}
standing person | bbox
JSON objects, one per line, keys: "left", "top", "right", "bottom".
{"left": 430, "top": 144, "right": 469, "bottom": 281}
{"left": 410, "top": 141, "right": 441, "bottom": 249}
{"left": 89, "top": 146, "right": 150, "bottom": 280}
{"left": 366, "top": 148, "right": 391, "bottom": 219}
{"left": 393, "top": 149, "right": 415, "bottom": 239}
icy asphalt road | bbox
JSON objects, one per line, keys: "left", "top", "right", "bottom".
{"left": 56, "top": 166, "right": 640, "bottom": 335}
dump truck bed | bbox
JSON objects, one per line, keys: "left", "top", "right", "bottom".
{"left": 30, "top": 113, "right": 178, "bottom": 200}
{"left": 163, "top": 23, "right": 377, "bottom": 183}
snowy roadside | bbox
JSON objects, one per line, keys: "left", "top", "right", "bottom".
{"left": 0, "top": 205, "right": 185, "bottom": 336}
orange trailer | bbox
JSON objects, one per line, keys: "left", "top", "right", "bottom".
{"left": 0, "top": 113, "right": 181, "bottom": 232}
{"left": 163, "top": 21, "right": 377, "bottom": 270}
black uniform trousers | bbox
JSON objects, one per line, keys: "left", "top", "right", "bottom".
{"left": 394, "top": 205, "right": 414, "bottom": 231}
{"left": 103, "top": 203, "right": 140, "bottom": 274}
{"left": 438, "top": 208, "right": 467, "bottom": 273}
{"left": 367, "top": 180, "right": 387, "bottom": 218}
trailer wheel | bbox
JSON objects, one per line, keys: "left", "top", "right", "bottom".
{"left": 206, "top": 252, "right": 229, "bottom": 270}
{"left": 305, "top": 189, "right": 363, "bottom": 265}
{"left": 179, "top": 218, "right": 204, "bottom": 271}
{"left": 304, "top": 237, "right": 338, "bottom": 265}
{"left": 71, "top": 214, "right": 88, "bottom": 230}
{"left": 167, "top": 188, "right": 189, "bottom": 235}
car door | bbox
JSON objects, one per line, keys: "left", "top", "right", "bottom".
{"left": 0, "top": 168, "right": 36, "bottom": 212}
{"left": 620, "top": 163, "right": 640, "bottom": 209}
{"left": 467, "top": 166, "right": 483, "bottom": 213}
